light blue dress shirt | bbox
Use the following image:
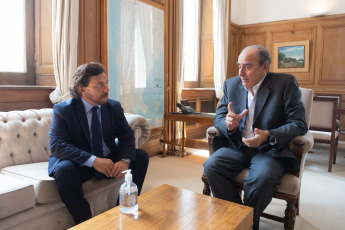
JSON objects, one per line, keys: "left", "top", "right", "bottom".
{"left": 81, "top": 98, "right": 111, "bottom": 167}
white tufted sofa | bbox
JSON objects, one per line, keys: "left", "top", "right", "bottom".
{"left": 0, "top": 108, "right": 150, "bottom": 230}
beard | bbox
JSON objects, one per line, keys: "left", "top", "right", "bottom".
{"left": 85, "top": 92, "right": 109, "bottom": 105}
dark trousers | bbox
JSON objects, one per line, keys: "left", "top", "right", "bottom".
{"left": 203, "top": 147, "right": 285, "bottom": 230}
{"left": 52, "top": 149, "right": 149, "bottom": 224}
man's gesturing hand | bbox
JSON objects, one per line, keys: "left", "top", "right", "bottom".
{"left": 226, "top": 102, "right": 248, "bottom": 132}
{"left": 242, "top": 128, "right": 270, "bottom": 148}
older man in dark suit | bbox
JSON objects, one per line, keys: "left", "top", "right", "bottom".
{"left": 48, "top": 62, "right": 149, "bottom": 224}
{"left": 203, "top": 45, "right": 308, "bottom": 230}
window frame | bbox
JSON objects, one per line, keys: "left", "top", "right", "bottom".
{"left": 0, "top": 0, "right": 35, "bottom": 85}
{"left": 183, "top": 0, "right": 214, "bottom": 89}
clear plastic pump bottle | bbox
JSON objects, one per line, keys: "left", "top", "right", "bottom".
{"left": 119, "top": 169, "right": 138, "bottom": 214}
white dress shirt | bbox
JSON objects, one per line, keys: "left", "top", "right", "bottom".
{"left": 242, "top": 74, "right": 267, "bottom": 138}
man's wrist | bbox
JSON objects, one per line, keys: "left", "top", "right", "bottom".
{"left": 121, "top": 158, "right": 131, "bottom": 165}
{"left": 227, "top": 128, "right": 236, "bottom": 135}
{"left": 267, "top": 131, "right": 276, "bottom": 144}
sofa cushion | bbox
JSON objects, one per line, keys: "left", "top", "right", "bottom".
{"left": 0, "top": 174, "right": 35, "bottom": 219}
{"left": 1, "top": 162, "right": 59, "bottom": 204}
{"left": 2, "top": 162, "right": 124, "bottom": 204}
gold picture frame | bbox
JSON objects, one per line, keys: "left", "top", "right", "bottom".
{"left": 273, "top": 40, "right": 309, "bottom": 73}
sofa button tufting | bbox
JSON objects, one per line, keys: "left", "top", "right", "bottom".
{"left": 33, "top": 132, "right": 36, "bottom": 136}
{"left": 10, "top": 153, "right": 13, "bottom": 157}
{"left": 17, "top": 134, "right": 20, "bottom": 138}
{"left": 28, "top": 149, "right": 31, "bottom": 154}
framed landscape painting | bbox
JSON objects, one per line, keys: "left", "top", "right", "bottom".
{"left": 273, "top": 40, "right": 309, "bottom": 73}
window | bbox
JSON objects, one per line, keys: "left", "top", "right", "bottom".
{"left": 0, "top": 0, "right": 35, "bottom": 85}
{"left": 183, "top": 0, "right": 214, "bottom": 88}
{"left": 134, "top": 16, "right": 147, "bottom": 88}
{"left": 183, "top": 0, "right": 200, "bottom": 82}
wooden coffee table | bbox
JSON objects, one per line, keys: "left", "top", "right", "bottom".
{"left": 69, "top": 184, "right": 253, "bottom": 230}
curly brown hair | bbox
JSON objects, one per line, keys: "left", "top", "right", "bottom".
{"left": 69, "top": 62, "right": 106, "bottom": 99}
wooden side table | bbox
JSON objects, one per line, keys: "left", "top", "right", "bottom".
{"left": 163, "top": 113, "right": 215, "bottom": 157}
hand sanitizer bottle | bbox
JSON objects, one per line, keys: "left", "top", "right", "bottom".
{"left": 119, "top": 169, "right": 138, "bottom": 214}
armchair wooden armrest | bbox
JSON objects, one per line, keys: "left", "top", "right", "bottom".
{"left": 206, "top": 126, "right": 219, "bottom": 155}
{"left": 288, "top": 131, "right": 314, "bottom": 177}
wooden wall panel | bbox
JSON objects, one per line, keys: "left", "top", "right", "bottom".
{"left": 200, "top": 41, "right": 214, "bottom": 84}
{"left": 35, "top": 0, "right": 55, "bottom": 86}
{"left": 204, "top": 0, "right": 213, "bottom": 35}
{"left": 199, "top": 0, "right": 214, "bottom": 88}
{"left": 78, "top": 0, "right": 101, "bottom": 65}
{"left": 321, "top": 26, "right": 345, "bottom": 84}
{"left": 241, "top": 32, "right": 267, "bottom": 49}
{"left": 231, "top": 14, "right": 345, "bottom": 95}
{"left": 228, "top": 24, "right": 240, "bottom": 78}
{"left": 271, "top": 28, "right": 316, "bottom": 84}
{"left": 0, "top": 87, "right": 54, "bottom": 112}
{"left": 181, "top": 89, "right": 217, "bottom": 112}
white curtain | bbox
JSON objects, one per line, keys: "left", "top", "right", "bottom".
{"left": 116, "top": 0, "right": 137, "bottom": 100}
{"left": 213, "top": 0, "right": 229, "bottom": 99}
{"left": 50, "top": 0, "right": 79, "bottom": 104}
{"left": 137, "top": 2, "right": 153, "bottom": 81}
{"left": 176, "top": 0, "right": 185, "bottom": 140}
{"left": 177, "top": 0, "right": 184, "bottom": 102}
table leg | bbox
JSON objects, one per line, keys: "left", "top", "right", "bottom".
{"left": 163, "top": 119, "right": 167, "bottom": 158}
{"left": 182, "top": 121, "right": 186, "bottom": 153}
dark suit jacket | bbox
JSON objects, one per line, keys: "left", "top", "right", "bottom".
{"left": 213, "top": 72, "right": 308, "bottom": 172}
{"left": 48, "top": 98, "right": 135, "bottom": 176}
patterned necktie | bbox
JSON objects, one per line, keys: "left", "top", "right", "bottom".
{"left": 91, "top": 106, "right": 103, "bottom": 180}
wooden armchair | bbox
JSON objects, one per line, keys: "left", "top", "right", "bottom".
{"left": 201, "top": 88, "right": 314, "bottom": 230}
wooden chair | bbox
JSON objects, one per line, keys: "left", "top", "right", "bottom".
{"left": 309, "top": 96, "right": 340, "bottom": 172}
{"left": 201, "top": 88, "right": 314, "bottom": 230}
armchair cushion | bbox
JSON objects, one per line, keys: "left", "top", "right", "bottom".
{"left": 309, "top": 130, "right": 339, "bottom": 141}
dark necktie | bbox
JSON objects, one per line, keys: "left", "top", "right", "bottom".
{"left": 91, "top": 106, "right": 104, "bottom": 179}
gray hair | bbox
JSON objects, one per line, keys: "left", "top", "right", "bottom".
{"left": 241, "top": 45, "right": 271, "bottom": 70}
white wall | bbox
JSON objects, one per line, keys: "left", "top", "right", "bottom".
{"left": 231, "top": 0, "right": 345, "bottom": 25}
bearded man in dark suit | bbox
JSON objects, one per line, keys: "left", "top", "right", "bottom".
{"left": 203, "top": 45, "right": 308, "bottom": 230}
{"left": 48, "top": 62, "right": 149, "bottom": 224}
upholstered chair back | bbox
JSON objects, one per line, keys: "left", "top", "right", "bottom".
{"left": 300, "top": 87, "right": 314, "bottom": 128}
{"left": 310, "top": 98, "right": 338, "bottom": 129}
{"left": 0, "top": 109, "right": 53, "bottom": 170}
